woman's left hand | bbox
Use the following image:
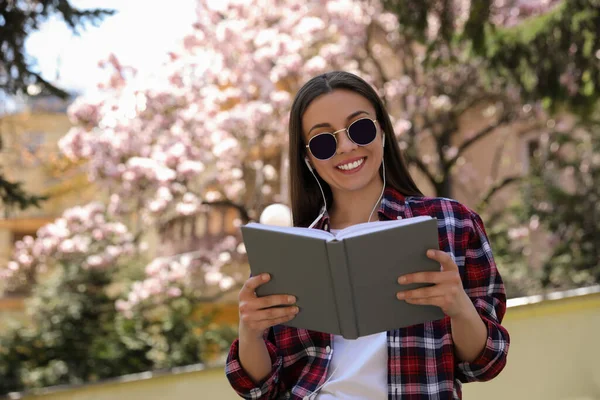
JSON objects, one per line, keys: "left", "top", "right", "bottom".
{"left": 397, "top": 249, "right": 473, "bottom": 319}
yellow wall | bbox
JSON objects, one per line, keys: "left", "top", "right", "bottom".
{"left": 463, "top": 288, "right": 600, "bottom": 400}
{"left": 8, "top": 288, "right": 600, "bottom": 400}
{"left": 0, "top": 111, "right": 99, "bottom": 270}
{"left": 11, "top": 367, "right": 239, "bottom": 400}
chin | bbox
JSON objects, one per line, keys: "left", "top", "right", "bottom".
{"left": 331, "top": 170, "right": 380, "bottom": 193}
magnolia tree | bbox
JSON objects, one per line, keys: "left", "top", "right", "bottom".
{"left": 59, "top": 1, "right": 383, "bottom": 226}
{"left": 2, "top": 202, "right": 137, "bottom": 293}
{"left": 56, "top": 0, "right": 403, "bottom": 308}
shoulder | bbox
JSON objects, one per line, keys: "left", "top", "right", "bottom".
{"left": 406, "top": 196, "right": 485, "bottom": 230}
{"left": 406, "top": 196, "right": 477, "bottom": 217}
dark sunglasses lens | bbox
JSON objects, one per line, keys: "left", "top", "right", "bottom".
{"left": 349, "top": 119, "right": 377, "bottom": 145}
{"left": 309, "top": 134, "right": 337, "bottom": 160}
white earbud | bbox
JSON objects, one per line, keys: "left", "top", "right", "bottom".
{"left": 382, "top": 134, "right": 386, "bottom": 148}
{"left": 304, "top": 157, "right": 313, "bottom": 172}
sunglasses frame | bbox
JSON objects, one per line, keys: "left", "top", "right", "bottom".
{"left": 305, "top": 117, "right": 379, "bottom": 161}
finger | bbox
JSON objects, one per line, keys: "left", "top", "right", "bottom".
{"left": 426, "top": 249, "right": 458, "bottom": 272}
{"left": 404, "top": 295, "right": 446, "bottom": 307}
{"left": 397, "top": 284, "right": 449, "bottom": 300}
{"left": 240, "top": 304, "right": 289, "bottom": 326}
{"left": 240, "top": 274, "right": 270, "bottom": 297}
{"left": 255, "top": 294, "right": 296, "bottom": 310}
{"left": 252, "top": 306, "right": 299, "bottom": 323}
{"left": 398, "top": 270, "right": 457, "bottom": 285}
{"left": 255, "top": 312, "right": 299, "bottom": 331}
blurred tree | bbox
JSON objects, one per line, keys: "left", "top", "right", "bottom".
{"left": 0, "top": 167, "right": 47, "bottom": 214}
{"left": 523, "top": 118, "right": 599, "bottom": 290}
{"left": 0, "top": 0, "right": 114, "bottom": 213}
{"left": 0, "top": 202, "right": 235, "bottom": 394}
{"left": 485, "top": 116, "right": 600, "bottom": 296}
{"left": 56, "top": 2, "right": 386, "bottom": 299}
{"left": 381, "top": 0, "right": 600, "bottom": 116}
{"left": 382, "top": 0, "right": 600, "bottom": 294}
{"left": 53, "top": 0, "right": 559, "bottom": 302}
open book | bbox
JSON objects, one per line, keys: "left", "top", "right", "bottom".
{"left": 240, "top": 216, "right": 445, "bottom": 339}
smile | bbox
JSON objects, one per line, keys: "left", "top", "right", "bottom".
{"left": 336, "top": 157, "right": 365, "bottom": 171}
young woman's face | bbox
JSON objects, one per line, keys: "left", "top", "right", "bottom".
{"left": 302, "top": 89, "right": 384, "bottom": 195}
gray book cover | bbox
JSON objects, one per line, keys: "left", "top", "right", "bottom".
{"left": 240, "top": 216, "right": 445, "bottom": 339}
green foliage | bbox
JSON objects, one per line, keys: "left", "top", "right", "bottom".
{"left": 0, "top": 258, "right": 237, "bottom": 395}
{"left": 485, "top": 203, "right": 544, "bottom": 298}
{"left": 488, "top": 119, "right": 600, "bottom": 296}
{"left": 0, "top": 0, "right": 115, "bottom": 99}
{"left": 381, "top": 0, "right": 600, "bottom": 117}
{"left": 0, "top": 264, "right": 146, "bottom": 393}
{"left": 483, "top": 1, "right": 600, "bottom": 116}
{"left": 0, "top": 1, "right": 114, "bottom": 212}
{"left": 114, "top": 293, "right": 238, "bottom": 371}
{"left": 0, "top": 170, "right": 48, "bottom": 215}
{"left": 525, "top": 124, "right": 600, "bottom": 288}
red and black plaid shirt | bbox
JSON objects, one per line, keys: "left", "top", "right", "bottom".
{"left": 226, "top": 187, "right": 510, "bottom": 399}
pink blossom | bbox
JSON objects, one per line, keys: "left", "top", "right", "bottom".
{"left": 219, "top": 276, "right": 235, "bottom": 290}
{"left": 59, "top": 239, "right": 76, "bottom": 253}
{"left": 145, "top": 260, "right": 163, "bottom": 276}
{"left": 177, "top": 160, "right": 205, "bottom": 176}
{"left": 167, "top": 287, "right": 182, "bottom": 297}
{"left": 3, "top": 202, "right": 138, "bottom": 291}
{"left": 86, "top": 255, "right": 105, "bottom": 268}
{"left": 205, "top": 270, "right": 223, "bottom": 285}
{"left": 176, "top": 202, "right": 199, "bottom": 216}
{"left": 115, "top": 299, "right": 131, "bottom": 312}
{"left": 92, "top": 229, "right": 105, "bottom": 241}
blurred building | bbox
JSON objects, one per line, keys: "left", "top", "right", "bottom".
{"left": 1, "top": 95, "right": 79, "bottom": 258}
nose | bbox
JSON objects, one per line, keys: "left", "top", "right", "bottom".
{"left": 336, "top": 128, "right": 357, "bottom": 155}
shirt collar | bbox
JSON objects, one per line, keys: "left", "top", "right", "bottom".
{"left": 313, "top": 186, "right": 409, "bottom": 232}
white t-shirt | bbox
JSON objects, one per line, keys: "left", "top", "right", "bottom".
{"left": 313, "top": 228, "right": 388, "bottom": 399}
{"left": 314, "top": 332, "right": 388, "bottom": 399}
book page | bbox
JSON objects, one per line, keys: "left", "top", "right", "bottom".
{"left": 334, "top": 216, "right": 432, "bottom": 240}
{"left": 243, "top": 222, "right": 334, "bottom": 240}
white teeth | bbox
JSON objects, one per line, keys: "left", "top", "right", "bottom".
{"left": 337, "top": 158, "right": 364, "bottom": 171}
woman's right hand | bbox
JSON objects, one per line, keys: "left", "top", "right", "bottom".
{"left": 238, "top": 273, "right": 299, "bottom": 341}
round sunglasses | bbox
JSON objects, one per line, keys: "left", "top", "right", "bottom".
{"left": 305, "top": 118, "right": 379, "bottom": 160}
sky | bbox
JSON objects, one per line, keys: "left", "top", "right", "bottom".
{"left": 25, "top": 0, "right": 198, "bottom": 96}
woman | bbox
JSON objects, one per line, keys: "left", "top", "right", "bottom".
{"left": 225, "top": 71, "right": 510, "bottom": 399}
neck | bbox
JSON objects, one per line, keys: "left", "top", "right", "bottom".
{"left": 329, "top": 175, "right": 384, "bottom": 229}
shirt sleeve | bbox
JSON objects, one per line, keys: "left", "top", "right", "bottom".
{"left": 225, "top": 332, "right": 284, "bottom": 399}
{"left": 455, "top": 209, "right": 511, "bottom": 383}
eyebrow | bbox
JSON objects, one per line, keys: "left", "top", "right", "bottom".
{"left": 307, "top": 110, "right": 371, "bottom": 135}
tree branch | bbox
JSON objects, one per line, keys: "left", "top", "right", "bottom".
{"left": 446, "top": 111, "right": 515, "bottom": 170}
{"left": 407, "top": 154, "right": 438, "bottom": 189}
{"left": 202, "top": 200, "right": 250, "bottom": 223}
{"left": 476, "top": 175, "right": 523, "bottom": 211}
{"left": 365, "top": 22, "right": 390, "bottom": 85}
{"left": 486, "top": 127, "right": 514, "bottom": 183}
{"left": 0, "top": 171, "right": 48, "bottom": 216}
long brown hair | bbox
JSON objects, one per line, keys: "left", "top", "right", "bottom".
{"left": 288, "top": 71, "right": 423, "bottom": 227}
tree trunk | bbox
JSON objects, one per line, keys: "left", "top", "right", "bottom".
{"left": 435, "top": 176, "right": 453, "bottom": 199}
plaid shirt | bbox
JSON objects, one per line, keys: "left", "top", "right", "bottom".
{"left": 226, "top": 187, "right": 510, "bottom": 399}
